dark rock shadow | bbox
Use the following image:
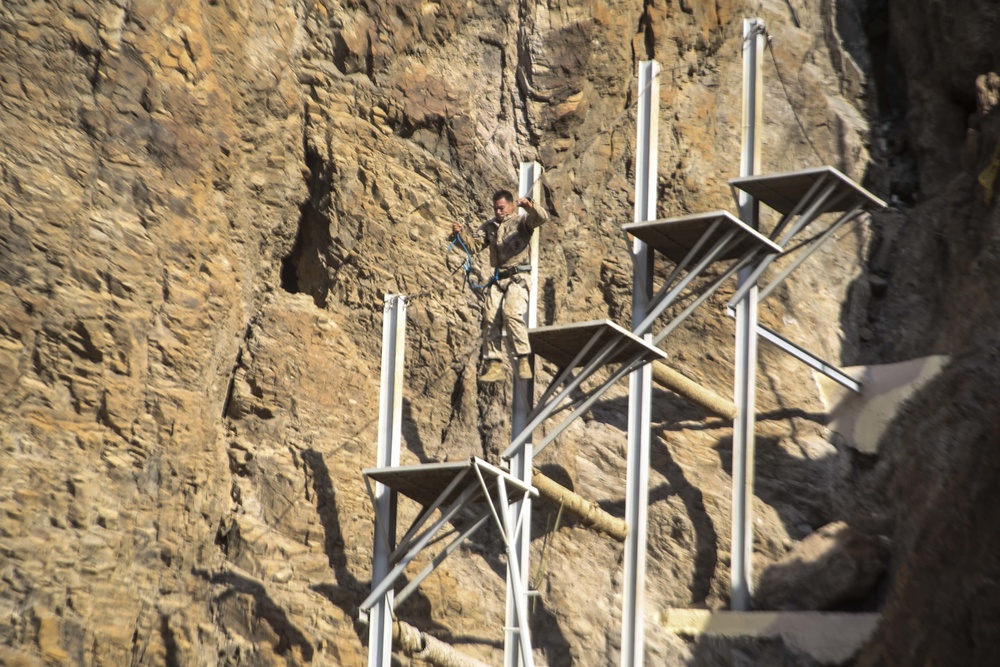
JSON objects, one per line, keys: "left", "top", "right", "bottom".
{"left": 537, "top": 462, "right": 573, "bottom": 490}
{"left": 529, "top": 597, "right": 573, "bottom": 667}
{"left": 594, "top": 482, "right": 673, "bottom": 525}
{"left": 280, "top": 133, "right": 345, "bottom": 308}
{"left": 301, "top": 447, "right": 444, "bottom": 636}
{"left": 756, "top": 407, "right": 829, "bottom": 424}
{"left": 566, "top": 385, "right": 714, "bottom": 438}
{"left": 657, "top": 409, "right": 827, "bottom": 434}
{"left": 194, "top": 568, "right": 315, "bottom": 661}
{"left": 649, "top": 439, "right": 719, "bottom": 605}
{"left": 402, "top": 397, "right": 434, "bottom": 463}
{"left": 686, "top": 635, "right": 823, "bottom": 666}
{"left": 301, "top": 449, "right": 366, "bottom": 598}
{"left": 543, "top": 276, "right": 557, "bottom": 325}
{"left": 712, "top": 433, "right": 845, "bottom": 539}
{"left": 160, "top": 615, "right": 181, "bottom": 667}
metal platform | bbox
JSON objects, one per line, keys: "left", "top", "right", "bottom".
{"left": 363, "top": 458, "right": 536, "bottom": 509}
{"left": 501, "top": 320, "right": 669, "bottom": 460}
{"left": 530, "top": 319, "right": 667, "bottom": 369}
{"left": 624, "top": 211, "right": 781, "bottom": 265}
{"left": 624, "top": 211, "right": 782, "bottom": 348}
{"left": 729, "top": 166, "right": 885, "bottom": 217}
{"left": 361, "top": 456, "right": 538, "bottom": 666}
{"left": 726, "top": 166, "right": 888, "bottom": 310}
{"left": 502, "top": 212, "right": 782, "bottom": 461}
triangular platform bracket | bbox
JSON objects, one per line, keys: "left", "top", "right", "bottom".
{"left": 731, "top": 166, "right": 884, "bottom": 220}
{"left": 501, "top": 320, "right": 666, "bottom": 461}
{"left": 726, "top": 166, "right": 887, "bottom": 309}
{"left": 719, "top": 167, "right": 887, "bottom": 395}
{"left": 359, "top": 457, "right": 538, "bottom": 628}
{"left": 501, "top": 213, "right": 782, "bottom": 462}
{"left": 624, "top": 211, "right": 783, "bottom": 347}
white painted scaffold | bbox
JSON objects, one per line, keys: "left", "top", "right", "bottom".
{"left": 726, "top": 165, "right": 887, "bottom": 393}
{"left": 358, "top": 457, "right": 539, "bottom": 667}
{"left": 498, "top": 211, "right": 782, "bottom": 463}
{"left": 359, "top": 35, "right": 892, "bottom": 664}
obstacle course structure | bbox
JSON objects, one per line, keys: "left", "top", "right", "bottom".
{"left": 360, "top": 18, "right": 890, "bottom": 666}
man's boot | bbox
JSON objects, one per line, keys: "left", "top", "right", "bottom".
{"left": 517, "top": 356, "right": 532, "bottom": 381}
{"left": 478, "top": 360, "right": 504, "bottom": 383}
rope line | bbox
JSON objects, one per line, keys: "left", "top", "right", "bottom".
{"left": 760, "top": 29, "right": 974, "bottom": 244}
{"left": 447, "top": 232, "right": 498, "bottom": 300}
{"left": 763, "top": 29, "right": 826, "bottom": 165}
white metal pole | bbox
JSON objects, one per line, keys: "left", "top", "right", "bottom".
{"left": 622, "top": 59, "right": 659, "bottom": 667}
{"left": 368, "top": 295, "right": 407, "bottom": 667}
{"left": 731, "top": 18, "right": 764, "bottom": 612}
{"left": 504, "top": 162, "right": 542, "bottom": 667}
{"left": 520, "top": 161, "right": 542, "bottom": 330}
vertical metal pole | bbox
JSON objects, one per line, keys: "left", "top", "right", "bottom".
{"left": 520, "top": 161, "right": 542, "bottom": 331}
{"left": 731, "top": 18, "right": 764, "bottom": 612}
{"left": 622, "top": 59, "right": 659, "bottom": 667}
{"left": 504, "top": 162, "right": 542, "bottom": 667}
{"left": 369, "top": 295, "right": 407, "bottom": 667}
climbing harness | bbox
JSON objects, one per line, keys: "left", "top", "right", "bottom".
{"left": 447, "top": 232, "right": 534, "bottom": 299}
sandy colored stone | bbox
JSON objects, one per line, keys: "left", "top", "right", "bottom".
{"left": 2, "top": 0, "right": 982, "bottom": 665}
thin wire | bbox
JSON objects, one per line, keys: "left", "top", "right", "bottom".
{"left": 760, "top": 29, "right": 972, "bottom": 245}
{"left": 763, "top": 30, "right": 826, "bottom": 165}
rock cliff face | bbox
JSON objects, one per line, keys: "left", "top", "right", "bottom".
{"left": 850, "top": 1, "right": 1000, "bottom": 665}
{"left": 1, "top": 0, "right": 996, "bottom": 665}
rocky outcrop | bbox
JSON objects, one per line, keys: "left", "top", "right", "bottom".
{"left": 2, "top": 0, "right": 972, "bottom": 664}
{"left": 843, "top": 1, "right": 1000, "bottom": 665}
{"left": 755, "top": 521, "right": 889, "bottom": 611}
{"left": 1, "top": 0, "right": 306, "bottom": 663}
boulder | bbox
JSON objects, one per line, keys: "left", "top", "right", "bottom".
{"left": 755, "top": 522, "right": 890, "bottom": 611}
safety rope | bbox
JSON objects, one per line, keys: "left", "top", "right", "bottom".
{"left": 530, "top": 499, "right": 564, "bottom": 612}
{"left": 446, "top": 231, "right": 498, "bottom": 300}
{"left": 763, "top": 28, "right": 827, "bottom": 165}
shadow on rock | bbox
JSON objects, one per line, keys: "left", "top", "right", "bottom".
{"left": 302, "top": 447, "right": 447, "bottom": 636}
{"left": 649, "top": 440, "right": 719, "bottom": 605}
{"left": 529, "top": 596, "right": 573, "bottom": 667}
{"left": 194, "top": 568, "right": 314, "bottom": 661}
{"left": 712, "top": 433, "right": 849, "bottom": 538}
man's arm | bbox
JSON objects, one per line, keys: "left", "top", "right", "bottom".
{"left": 451, "top": 220, "right": 488, "bottom": 253}
{"left": 517, "top": 197, "right": 548, "bottom": 230}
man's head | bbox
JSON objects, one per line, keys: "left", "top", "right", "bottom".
{"left": 492, "top": 190, "right": 516, "bottom": 220}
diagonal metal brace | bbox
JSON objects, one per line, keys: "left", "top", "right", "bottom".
{"left": 360, "top": 480, "right": 481, "bottom": 612}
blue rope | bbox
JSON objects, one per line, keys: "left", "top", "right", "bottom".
{"left": 448, "top": 233, "right": 497, "bottom": 299}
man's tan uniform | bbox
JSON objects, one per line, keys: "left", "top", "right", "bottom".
{"left": 460, "top": 204, "right": 548, "bottom": 366}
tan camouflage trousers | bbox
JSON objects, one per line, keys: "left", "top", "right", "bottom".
{"left": 482, "top": 275, "right": 530, "bottom": 360}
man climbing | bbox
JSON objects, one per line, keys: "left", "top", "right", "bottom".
{"left": 452, "top": 189, "right": 549, "bottom": 383}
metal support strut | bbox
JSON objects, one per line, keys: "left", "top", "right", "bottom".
{"left": 360, "top": 458, "right": 539, "bottom": 664}
{"left": 731, "top": 18, "right": 765, "bottom": 612}
{"left": 621, "top": 58, "right": 659, "bottom": 667}
{"left": 505, "top": 161, "right": 543, "bottom": 667}
{"left": 368, "top": 295, "right": 407, "bottom": 667}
